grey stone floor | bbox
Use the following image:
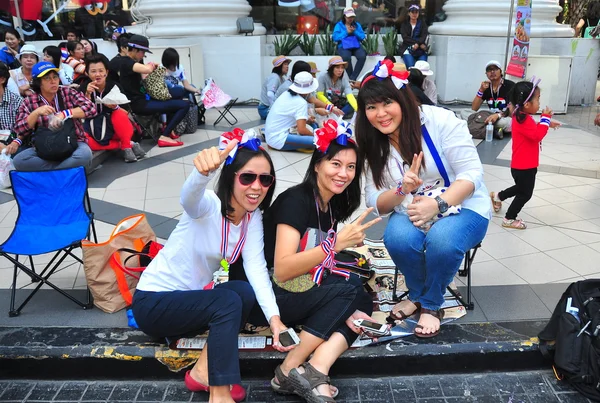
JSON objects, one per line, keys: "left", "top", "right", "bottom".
{"left": 0, "top": 370, "right": 593, "bottom": 403}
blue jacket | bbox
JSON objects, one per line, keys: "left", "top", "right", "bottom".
{"left": 332, "top": 20, "right": 365, "bottom": 48}
{"left": 0, "top": 46, "right": 18, "bottom": 68}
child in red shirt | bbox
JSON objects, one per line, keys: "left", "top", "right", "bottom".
{"left": 490, "top": 79, "right": 560, "bottom": 229}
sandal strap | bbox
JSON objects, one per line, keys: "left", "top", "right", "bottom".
{"left": 421, "top": 307, "right": 445, "bottom": 320}
{"left": 274, "top": 365, "right": 294, "bottom": 390}
{"left": 300, "top": 362, "right": 332, "bottom": 390}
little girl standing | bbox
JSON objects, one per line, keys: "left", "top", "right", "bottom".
{"left": 490, "top": 79, "right": 560, "bottom": 229}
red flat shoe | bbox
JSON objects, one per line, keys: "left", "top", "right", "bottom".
{"left": 184, "top": 371, "right": 246, "bottom": 402}
{"left": 169, "top": 132, "right": 181, "bottom": 139}
{"left": 157, "top": 139, "right": 184, "bottom": 148}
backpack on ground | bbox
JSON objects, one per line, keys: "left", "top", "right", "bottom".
{"left": 538, "top": 279, "right": 600, "bottom": 401}
{"left": 467, "top": 111, "right": 497, "bottom": 139}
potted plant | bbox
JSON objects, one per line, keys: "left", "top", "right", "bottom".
{"left": 363, "top": 32, "right": 380, "bottom": 56}
{"left": 382, "top": 28, "right": 398, "bottom": 57}
{"left": 274, "top": 31, "right": 302, "bottom": 55}
{"left": 317, "top": 25, "right": 337, "bottom": 56}
{"left": 299, "top": 32, "right": 317, "bottom": 56}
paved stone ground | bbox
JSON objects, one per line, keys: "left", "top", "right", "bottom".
{"left": 0, "top": 370, "right": 593, "bottom": 402}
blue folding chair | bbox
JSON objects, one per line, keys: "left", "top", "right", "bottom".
{"left": 0, "top": 167, "right": 97, "bottom": 317}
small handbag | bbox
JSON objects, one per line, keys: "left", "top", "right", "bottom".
{"left": 142, "top": 66, "right": 172, "bottom": 101}
{"left": 33, "top": 119, "right": 78, "bottom": 161}
{"left": 341, "top": 35, "right": 361, "bottom": 50}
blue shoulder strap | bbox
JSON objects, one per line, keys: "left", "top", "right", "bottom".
{"left": 421, "top": 124, "right": 450, "bottom": 187}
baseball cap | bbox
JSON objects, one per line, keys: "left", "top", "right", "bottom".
{"left": 408, "top": 4, "right": 420, "bottom": 11}
{"left": 343, "top": 7, "right": 356, "bottom": 17}
{"left": 128, "top": 34, "right": 153, "bottom": 53}
{"left": 32, "top": 61, "right": 59, "bottom": 79}
{"left": 485, "top": 60, "right": 502, "bottom": 71}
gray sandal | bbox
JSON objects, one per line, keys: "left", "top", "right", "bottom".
{"left": 271, "top": 364, "right": 295, "bottom": 394}
{"left": 289, "top": 362, "right": 337, "bottom": 403}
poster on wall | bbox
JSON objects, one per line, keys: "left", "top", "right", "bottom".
{"left": 506, "top": 0, "right": 532, "bottom": 78}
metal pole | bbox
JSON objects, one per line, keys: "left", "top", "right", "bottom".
{"left": 11, "top": 0, "right": 22, "bottom": 33}
{"left": 503, "top": 0, "right": 516, "bottom": 71}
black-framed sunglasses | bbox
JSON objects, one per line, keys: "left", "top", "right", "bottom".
{"left": 236, "top": 172, "right": 275, "bottom": 188}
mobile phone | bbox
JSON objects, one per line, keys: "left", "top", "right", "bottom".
{"left": 353, "top": 319, "right": 388, "bottom": 335}
{"left": 278, "top": 328, "right": 300, "bottom": 347}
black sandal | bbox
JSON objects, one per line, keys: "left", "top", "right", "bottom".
{"left": 289, "top": 362, "right": 337, "bottom": 403}
{"left": 414, "top": 308, "right": 445, "bottom": 338}
{"left": 271, "top": 364, "right": 295, "bottom": 394}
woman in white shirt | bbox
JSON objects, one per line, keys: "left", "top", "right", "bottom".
{"left": 355, "top": 63, "right": 490, "bottom": 339}
{"left": 131, "top": 133, "right": 290, "bottom": 403}
{"left": 7, "top": 44, "right": 38, "bottom": 97}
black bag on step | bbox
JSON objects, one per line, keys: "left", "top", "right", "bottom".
{"left": 538, "top": 279, "right": 600, "bottom": 401}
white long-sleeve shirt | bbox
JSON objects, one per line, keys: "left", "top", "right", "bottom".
{"left": 136, "top": 169, "right": 280, "bottom": 322}
{"left": 364, "top": 105, "right": 492, "bottom": 220}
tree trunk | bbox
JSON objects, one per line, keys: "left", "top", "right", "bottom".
{"left": 568, "top": 0, "right": 591, "bottom": 27}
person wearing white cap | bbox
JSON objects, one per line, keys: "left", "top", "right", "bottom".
{"left": 413, "top": 60, "right": 437, "bottom": 105}
{"left": 265, "top": 71, "right": 319, "bottom": 151}
{"left": 258, "top": 55, "right": 291, "bottom": 120}
{"left": 6, "top": 44, "right": 39, "bottom": 97}
{"left": 462, "top": 60, "right": 515, "bottom": 137}
{"left": 399, "top": 4, "right": 429, "bottom": 68}
{"left": 332, "top": 7, "right": 367, "bottom": 82}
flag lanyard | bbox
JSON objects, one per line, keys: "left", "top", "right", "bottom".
{"left": 490, "top": 79, "right": 502, "bottom": 108}
{"left": 314, "top": 196, "right": 334, "bottom": 244}
{"left": 39, "top": 93, "right": 60, "bottom": 111}
{"left": 219, "top": 213, "right": 250, "bottom": 272}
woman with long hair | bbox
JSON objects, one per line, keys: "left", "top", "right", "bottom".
{"left": 65, "top": 41, "right": 86, "bottom": 82}
{"left": 0, "top": 28, "right": 23, "bottom": 69}
{"left": 355, "top": 61, "right": 490, "bottom": 338}
{"left": 258, "top": 122, "right": 379, "bottom": 402}
{"left": 43, "top": 45, "right": 75, "bottom": 86}
{"left": 80, "top": 38, "right": 97, "bottom": 58}
{"left": 132, "top": 131, "right": 289, "bottom": 402}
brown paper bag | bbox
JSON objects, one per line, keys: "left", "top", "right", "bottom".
{"left": 82, "top": 214, "right": 156, "bottom": 313}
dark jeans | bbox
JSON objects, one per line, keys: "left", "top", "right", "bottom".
{"left": 131, "top": 281, "right": 255, "bottom": 386}
{"left": 337, "top": 47, "right": 367, "bottom": 81}
{"left": 498, "top": 168, "right": 537, "bottom": 220}
{"left": 132, "top": 97, "right": 190, "bottom": 138}
{"left": 248, "top": 273, "right": 373, "bottom": 346}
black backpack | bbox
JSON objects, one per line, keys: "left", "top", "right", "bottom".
{"left": 538, "top": 279, "right": 600, "bottom": 401}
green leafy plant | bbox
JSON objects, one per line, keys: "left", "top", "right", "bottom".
{"left": 382, "top": 29, "right": 398, "bottom": 57}
{"left": 363, "top": 32, "right": 380, "bottom": 56}
{"left": 273, "top": 31, "right": 301, "bottom": 55}
{"left": 299, "top": 32, "right": 318, "bottom": 56}
{"left": 317, "top": 25, "right": 337, "bottom": 56}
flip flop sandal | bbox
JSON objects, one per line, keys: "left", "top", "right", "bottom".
{"left": 490, "top": 192, "right": 502, "bottom": 213}
{"left": 289, "top": 362, "right": 337, "bottom": 403}
{"left": 414, "top": 308, "right": 445, "bottom": 339}
{"left": 271, "top": 365, "right": 295, "bottom": 395}
{"left": 387, "top": 301, "right": 421, "bottom": 323}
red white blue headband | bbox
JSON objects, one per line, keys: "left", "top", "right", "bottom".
{"left": 219, "top": 128, "right": 262, "bottom": 165}
{"left": 361, "top": 60, "right": 409, "bottom": 89}
{"left": 314, "top": 118, "right": 353, "bottom": 153}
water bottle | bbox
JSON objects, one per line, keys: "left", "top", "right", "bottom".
{"left": 485, "top": 123, "right": 493, "bottom": 142}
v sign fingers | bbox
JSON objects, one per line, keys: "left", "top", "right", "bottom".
{"left": 410, "top": 152, "right": 423, "bottom": 175}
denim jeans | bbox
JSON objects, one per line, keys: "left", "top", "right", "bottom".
{"left": 337, "top": 47, "right": 367, "bottom": 81}
{"left": 402, "top": 53, "right": 428, "bottom": 68}
{"left": 131, "top": 280, "right": 256, "bottom": 386}
{"left": 13, "top": 142, "right": 92, "bottom": 171}
{"left": 248, "top": 274, "right": 373, "bottom": 346}
{"left": 278, "top": 132, "right": 316, "bottom": 151}
{"left": 384, "top": 209, "right": 489, "bottom": 310}
{"left": 258, "top": 104, "right": 270, "bottom": 120}
{"left": 132, "top": 98, "right": 190, "bottom": 138}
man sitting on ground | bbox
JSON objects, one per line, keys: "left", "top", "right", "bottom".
{"left": 462, "top": 60, "right": 515, "bottom": 138}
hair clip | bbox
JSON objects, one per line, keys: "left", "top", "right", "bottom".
{"left": 314, "top": 118, "right": 354, "bottom": 153}
{"left": 219, "top": 128, "right": 262, "bottom": 165}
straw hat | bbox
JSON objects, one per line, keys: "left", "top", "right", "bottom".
{"left": 328, "top": 56, "right": 347, "bottom": 67}
{"left": 272, "top": 55, "right": 292, "bottom": 67}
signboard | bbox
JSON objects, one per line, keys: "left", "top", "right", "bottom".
{"left": 506, "top": 0, "right": 532, "bottom": 78}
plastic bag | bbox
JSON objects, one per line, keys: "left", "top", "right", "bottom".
{"left": 0, "top": 149, "right": 14, "bottom": 189}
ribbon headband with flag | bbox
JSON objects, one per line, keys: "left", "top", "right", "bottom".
{"left": 219, "top": 128, "right": 262, "bottom": 165}
{"left": 361, "top": 59, "right": 409, "bottom": 89}
{"left": 313, "top": 118, "right": 354, "bottom": 153}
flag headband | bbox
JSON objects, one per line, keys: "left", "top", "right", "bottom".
{"left": 314, "top": 118, "right": 354, "bottom": 153}
{"left": 219, "top": 128, "right": 262, "bottom": 165}
{"left": 361, "top": 59, "right": 409, "bottom": 89}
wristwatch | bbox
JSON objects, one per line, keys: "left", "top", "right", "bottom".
{"left": 434, "top": 196, "right": 449, "bottom": 214}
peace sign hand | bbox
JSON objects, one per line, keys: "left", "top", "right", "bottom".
{"left": 400, "top": 152, "right": 424, "bottom": 195}
{"left": 193, "top": 139, "right": 238, "bottom": 176}
{"left": 335, "top": 207, "right": 382, "bottom": 252}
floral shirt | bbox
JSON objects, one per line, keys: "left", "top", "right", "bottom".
{"left": 14, "top": 87, "right": 97, "bottom": 141}
{"left": 0, "top": 89, "right": 22, "bottom": 132}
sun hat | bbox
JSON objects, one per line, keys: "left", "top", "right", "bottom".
{"left": 272, "top": 55, "right": 292, "bottom": 67}
{"left": 328, "top": 56, "right": 347, "bottom": 67}
{"left": 289, "top": 71, "right": 319, "bottom": 94}
{"left": 128, "top": 34, "right": 153, "bottom": 53}
{"left": 32, "top": 61, "right": 59, "bottom": 79}
{"left": 485, "top": 60, "right": 502, "bottom": 71}
{"left": 17, "top": 44, "right": 39, "bottom": 61}
{"left": 392, "top": 62, "right": 407, "bottom": 73}
{"left": 308, "top": 61, "right": 320, "bottom": 74}
{"left": 413, "top": 60, "right": 433, "bottom": 76}
{"left": 343, "top": 7, "right": 356, "bottom": 18}
{"left": 408, "top": 4, "right": 420, "bottom": 11}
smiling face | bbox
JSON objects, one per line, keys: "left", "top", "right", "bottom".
{"left": 20, "top": 53, "right": 38, "bottom": 70}
{"left": 315, "top": 148, "right": 357, "bottom": 203}
{"left": 229, "top": 155, "right": 273, "bottom": 217}
{"left": 5, "top": 33, "right": 18, "bottom": 50}
{"left": 365, "top": 98, "right": 402, "bottom": 139}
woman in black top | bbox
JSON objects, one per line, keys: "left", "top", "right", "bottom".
{"left": 399, "top": 4, "right": 429, "bottom": 68}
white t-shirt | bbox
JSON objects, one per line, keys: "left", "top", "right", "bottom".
{"left": 264, "top": 91, "right": 309, "bottom": 150}
{"left": 165, "top": 65, "right": 187, "bottom": 84}
{"left": 7, "top": 67, "right": 28, "bottom": 96}
{"left": 59, "top": 63, "right": 74, "bottom": 86}
{"left": 136, "top": 169, "right": 280, "bottom": 322}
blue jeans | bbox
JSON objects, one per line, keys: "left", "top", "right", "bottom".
{"left": 132, "top": 98, "right": 190, "bottom": 138}
{"left": 278, "top": 132, "right": 315, "bottom": 151}
{"left": 402, "top": 53, "right": 428, "bottom": 68}
{"left": 258, "top": 104, "right": 270, "bottom": 120}
{"left": 384, "top": 209, "right": 489, "bottom": 310}
{"left": 131, "top": 280, "right": 256, "bottom": 386}
{"left": 337, "top": 47, "right": 367, "bottom": 81}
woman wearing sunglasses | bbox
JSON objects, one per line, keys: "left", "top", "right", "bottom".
{"left": 131, "top": 129, "right": 290, "bottom": 403}
{"left": 252, "top": 120, "right": 380, "bottom": 403}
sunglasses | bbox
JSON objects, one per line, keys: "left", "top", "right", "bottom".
{"left": 236, "top": 172, "right": 275, "bottom": 187}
